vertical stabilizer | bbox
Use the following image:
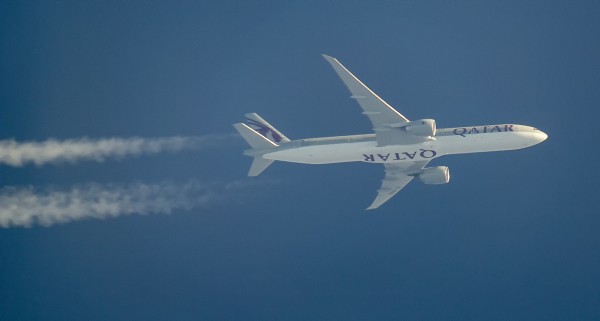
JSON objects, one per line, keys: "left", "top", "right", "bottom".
{"left": 233, "top": 123, "right": 278, "bottom": 149}
{"left": 244, "top": 113, "right": 290, "bottom": 143}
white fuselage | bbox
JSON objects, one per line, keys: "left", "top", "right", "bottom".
{"left": 258, "top": 124, "right": 548, "bottom": 164}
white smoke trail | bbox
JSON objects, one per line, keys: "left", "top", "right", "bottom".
{"left": 0, "top": 135, "right": 230, "bottom": 167}
{"left": 0, "top": 179, "right": 264, "bottom": 228}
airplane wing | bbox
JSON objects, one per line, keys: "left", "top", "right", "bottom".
{"left": 367, "top": 160, "right": 430, "bottom": 210}
{"left": 323, "top": 55, "right": 425, "bottom": 146}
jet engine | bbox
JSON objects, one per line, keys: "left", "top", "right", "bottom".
{"left": 405, "top": 119, "right": 436, "bottom": 137}
{"left": 418, "top": 166, "right": 450, "bottom": 184}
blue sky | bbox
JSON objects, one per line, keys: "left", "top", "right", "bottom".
{"left": 1, "top": 1, "right": 599, "bottom": 320}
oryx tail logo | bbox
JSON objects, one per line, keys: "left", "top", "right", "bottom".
{"left": 245, "top": 118, "right": 283, "bottom": 143}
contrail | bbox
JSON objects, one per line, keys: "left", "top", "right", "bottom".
{"left": 0, "top": 179, "right": 265, "bottom": 228}
{"left": 0, "top": 135, "right": 231, "bottom": 167}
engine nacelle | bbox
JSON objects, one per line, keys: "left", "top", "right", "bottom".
{"left": 418, "top": 166, "right": 450, "bottom": 185}
{"left": 405, "top": 119, "right": 436, "bottom": 137}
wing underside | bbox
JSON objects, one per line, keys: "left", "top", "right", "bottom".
{"left": 322, "top": 55, "right": 408, "bottom": 125}
{"left": 322, "top": 55, "right": 429, "bottom": 146}
{"left": 367, "top": 161, "right": 430, "bottom": 210}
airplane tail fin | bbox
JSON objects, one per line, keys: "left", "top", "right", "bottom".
{"left": 233, "top": 123, "right": 278, "bottom": 150}
{"left": 243, "top": 113, "right": 290, "bottom": 143}
{"left": 234, "top": 114, "right": 289, "bottom": 176}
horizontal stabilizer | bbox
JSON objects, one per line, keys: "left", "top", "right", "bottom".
{"left": 248, "top": 157, "right": 274, "bottom": 176}
{"left": 233, "top": 123, "right": 278, "bottom": 149}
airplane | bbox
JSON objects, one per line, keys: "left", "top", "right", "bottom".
{"left": 233, "top": 55, "right": 548, "bottom": 209}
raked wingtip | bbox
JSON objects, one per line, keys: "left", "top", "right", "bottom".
{"left": 322, "top": 54, "right": 336, "bottom": 61}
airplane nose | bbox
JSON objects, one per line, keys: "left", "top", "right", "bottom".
{"left": 524, "top": 130, "right": 547, "bottom": 146}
